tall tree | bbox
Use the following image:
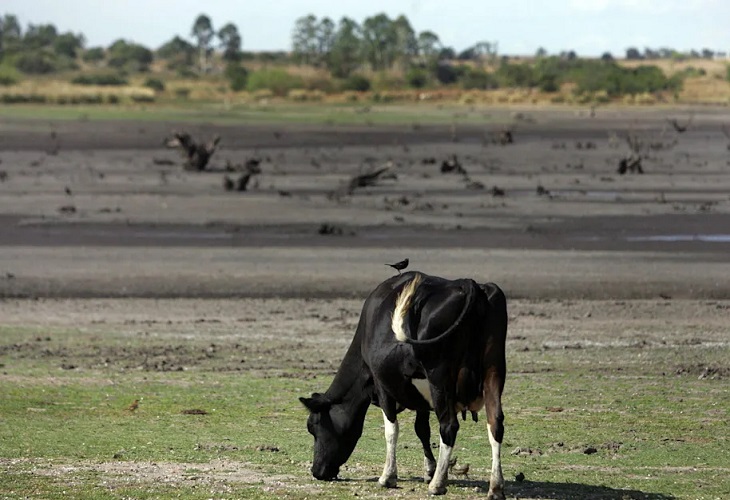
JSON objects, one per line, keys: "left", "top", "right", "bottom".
{"left": 361, "top": 13, "right": 396, "bottom": 70}
{"left": 316, "top": 17, "right": 336, "bottom": 65}
{"left": 53, "top": 32, "right": 85, "bottom": 58}
{"left": 392, "top": 15, "right": 417, "bottom": 70}
{"left": 0, "top": 14, "right": 22, "bottom": 55}
{"left": 191, "top": 14, "right": 214, "bottom": 74}
{"left": 291, "top": 14, "right": 319, "bottom": 65}
{"left": 218, "top": 22, "right": 242, "bottom": 62}
{"left": 327, "top": 17, "right": 362, "bottom": 78}
{"left": 24, "top": 23, "right": 58, "bottom": 49}
{"left": 157, "top": 35, "right": 195, "bottom": 70}
{"left": 417, "top": 30, "right": 441, "bottom": 64}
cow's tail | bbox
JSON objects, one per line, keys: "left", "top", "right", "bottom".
{"left": 392, "top": 275, "right": 478, "bottom": 346}
{"left": 392, "top": 273, "right": 422, "bottom": 342}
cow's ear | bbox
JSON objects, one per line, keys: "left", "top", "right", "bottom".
{"left": 299, "top": 393, "right": 331, "bottom": 412}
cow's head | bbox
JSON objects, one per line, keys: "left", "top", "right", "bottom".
{"left": 300, "top": 392, "right": 363, "bottom": 481}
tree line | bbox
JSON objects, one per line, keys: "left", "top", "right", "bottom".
{"left": 0, "top": 11, "right": 727, "bottom": 97}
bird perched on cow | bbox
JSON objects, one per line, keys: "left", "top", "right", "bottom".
{"left": 386, "top": 258, "right": 409, "bottom": 274}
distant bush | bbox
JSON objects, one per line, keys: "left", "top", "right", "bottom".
{"left": 495, "top": 62, "right": 536, "bottom": 87}
{"left": 726, "top": 65, "right": 730, "bottom": 82}
{"left": 246, "top": 68, "right": 303, "bottom": 96}
{"left": 287, "top": 89, "right": 325, "bottom": 102}
{"left": 406, "top": 67, "right": 429, "bottom": 88}
{"left": 83, "top": 47, "right": 106, "bottom": 64}
{"left": 433, "top": 64, "right": 462, "bottom": 85}
{"left": 143, "top": 77, "right": 165, "bottom": 92}
{"left": 460, "top": 69, "right": 499, "bottom": 90}
{"left": 174, "top": 87, "right": 191, "bottom": 99}
{"left": 0, "top": 65, "right": 21, "bottom": 86}
{"left": 13, "top": 51, "right": 58, "bottom": 74}
{"left": 72, "top": 73, "right": 128, "bottom": 86}
{"left": 130, "top": 93, "right": 155, "bottom": 103}
{"left": 341, "top": 74, "right": 371, "bottom": 92}
{"left": 0, "top": 93, "right": 47, "bottom": 104}
{"left": 224, "top": 63, "right": 248, "bottom": 92}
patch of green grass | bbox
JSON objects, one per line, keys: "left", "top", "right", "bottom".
{"left": 1, "top": 321, "right": 728, "bottom": 499}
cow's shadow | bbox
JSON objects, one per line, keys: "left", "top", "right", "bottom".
{"left": 356, "top": 476, "right": 675, "bottom": 499}
{"left": 449, "top": 478, "right": 674, "bottom": 499}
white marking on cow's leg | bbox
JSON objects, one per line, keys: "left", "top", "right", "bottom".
{"left": 378, "top": 410, "right": 399, "bottom": 488}
{"left": 391, "top": 274, "right": 422, "bottom": 342}
{"left": 427, "top": 437, "right": 453, "bottom": 495}
{"left": 486, "top": 422, "right": 505, "bottom": 500}
{"left": 424, "top": 455, "right": 436, "bottom": 482}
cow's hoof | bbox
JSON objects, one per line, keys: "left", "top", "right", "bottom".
{"left": 486, "top": 488, "right": 506, "bottom": 500}
{"left": 378, "top": 475, "right": 397, "bottom": 488}
{"left": 428, "top": 485, "right": 447, "bottom": 495}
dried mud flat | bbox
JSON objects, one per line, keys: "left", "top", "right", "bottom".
{"left": 1, "top": 106, "right": 730, "bottom": 497}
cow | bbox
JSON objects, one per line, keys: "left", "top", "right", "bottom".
{"left": 300, "top": 271, "right": 508, "bottom": 498}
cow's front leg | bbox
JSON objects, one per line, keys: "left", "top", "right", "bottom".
{"left": 378, "top": 410, "right": 399, "bottom": 488}
{"left": 415, "top": 410, "right": 436, "bottom": 481}
{"left": 428, "top": 404, "right": 459, "bottom": 495}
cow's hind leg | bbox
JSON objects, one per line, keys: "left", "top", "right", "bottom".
{"left": 427, "top": 390, "right": 459, "bottom": 495}
{"left": 378, "top": 410, "right": 399, "bottom": 488}
{"left": 484, "top": 368, "right": 505, "bottom": 500}
{"left": 414, "top": 410, "right": 436, "bottom": 481}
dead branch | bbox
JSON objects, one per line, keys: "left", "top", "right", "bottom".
{"left": 666, "top": 113, "right": 694, "bottom": 133}
{"left": 617, "top": 156, "right": 643, "bottom": 175}
{"left": 347, "top": 167, "right": 390, "bottom": 194}
{"left": 164, "top": 131, "right": 221, "bottom": 171}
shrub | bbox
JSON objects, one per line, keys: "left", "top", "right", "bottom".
{"left": 174, "top": 88, "right": 191, "bottom": 99}
{"left": 83, "top": 47, "right": 106, "bottom": 64}
{"left": 496, "top": 62, "right": 535, "bottom": 87}
{"left": 341, "top": 74, "right": 371, "bottom": 92}
{"left": 726, "top": 64, "right": 730, "bottom": 82}
{"left": 287, "top": 89, "right": 325, "bottom": 102}
{"left": 143, "top": 77, "right": 165, "bottom": 92}
{"left": 460, "top": 69, "right": 499, "bottom": 90}
{"left": 246, "top": 69, "right": 303, "bottom": 96}
{"left": 406, "top": 67, "right": 429, "bottom": 88}
{"left": 72, "top": 73, "right": 128, "bottom": 86}
{"left": 130, "top": 93, "right": 155, "bottom": 103}
{"left": 0, "top": 65, "right": 21, "bottom": 86}
{"left": 13, "top": 51, "right": 58, "bottom": 74}
{"left": 434, "top": 64, "right": 462, "bottom": 85}
{"left": 224, "top": 63, "right": 249, "bottom": 92}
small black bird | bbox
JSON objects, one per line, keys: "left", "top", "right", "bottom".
{"left": 386, "top": 258, "right": 409, "bottom": 274}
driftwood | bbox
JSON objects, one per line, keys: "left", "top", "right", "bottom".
{"left": 440, "top": 155, "right": 467, "bottom": 175}
{"left": 164, "top": 132, "right": 220, "bottom": 171}
{"left": 223, "top": 173, "right": 254, "bottom": 192}
{"left": 617, "top": 156, "right": 643, "bottom": 175}
{"left": 347, "top": 167, "right": 390, "bottom": 194}
{"left": 666, "top": 113, "right": 694, "bottom": 133}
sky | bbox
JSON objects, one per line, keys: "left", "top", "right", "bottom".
{"left": 2, "top": 0, "right": 728, "bottom": 57}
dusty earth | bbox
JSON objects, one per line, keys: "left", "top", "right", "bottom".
{"left": 1, "top": 105, "right": 729, "bottom": 497}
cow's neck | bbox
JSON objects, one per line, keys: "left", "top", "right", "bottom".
{"left": 325, "top": 328, "right": 372, "bottom": 423}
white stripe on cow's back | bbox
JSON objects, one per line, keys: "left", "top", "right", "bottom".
{"left": 391, "top": 274, "right": 422, "bottom": 342}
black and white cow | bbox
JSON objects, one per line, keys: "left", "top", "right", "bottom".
{"left": 300, "top": 271, "right": 507, "bottom": 498}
